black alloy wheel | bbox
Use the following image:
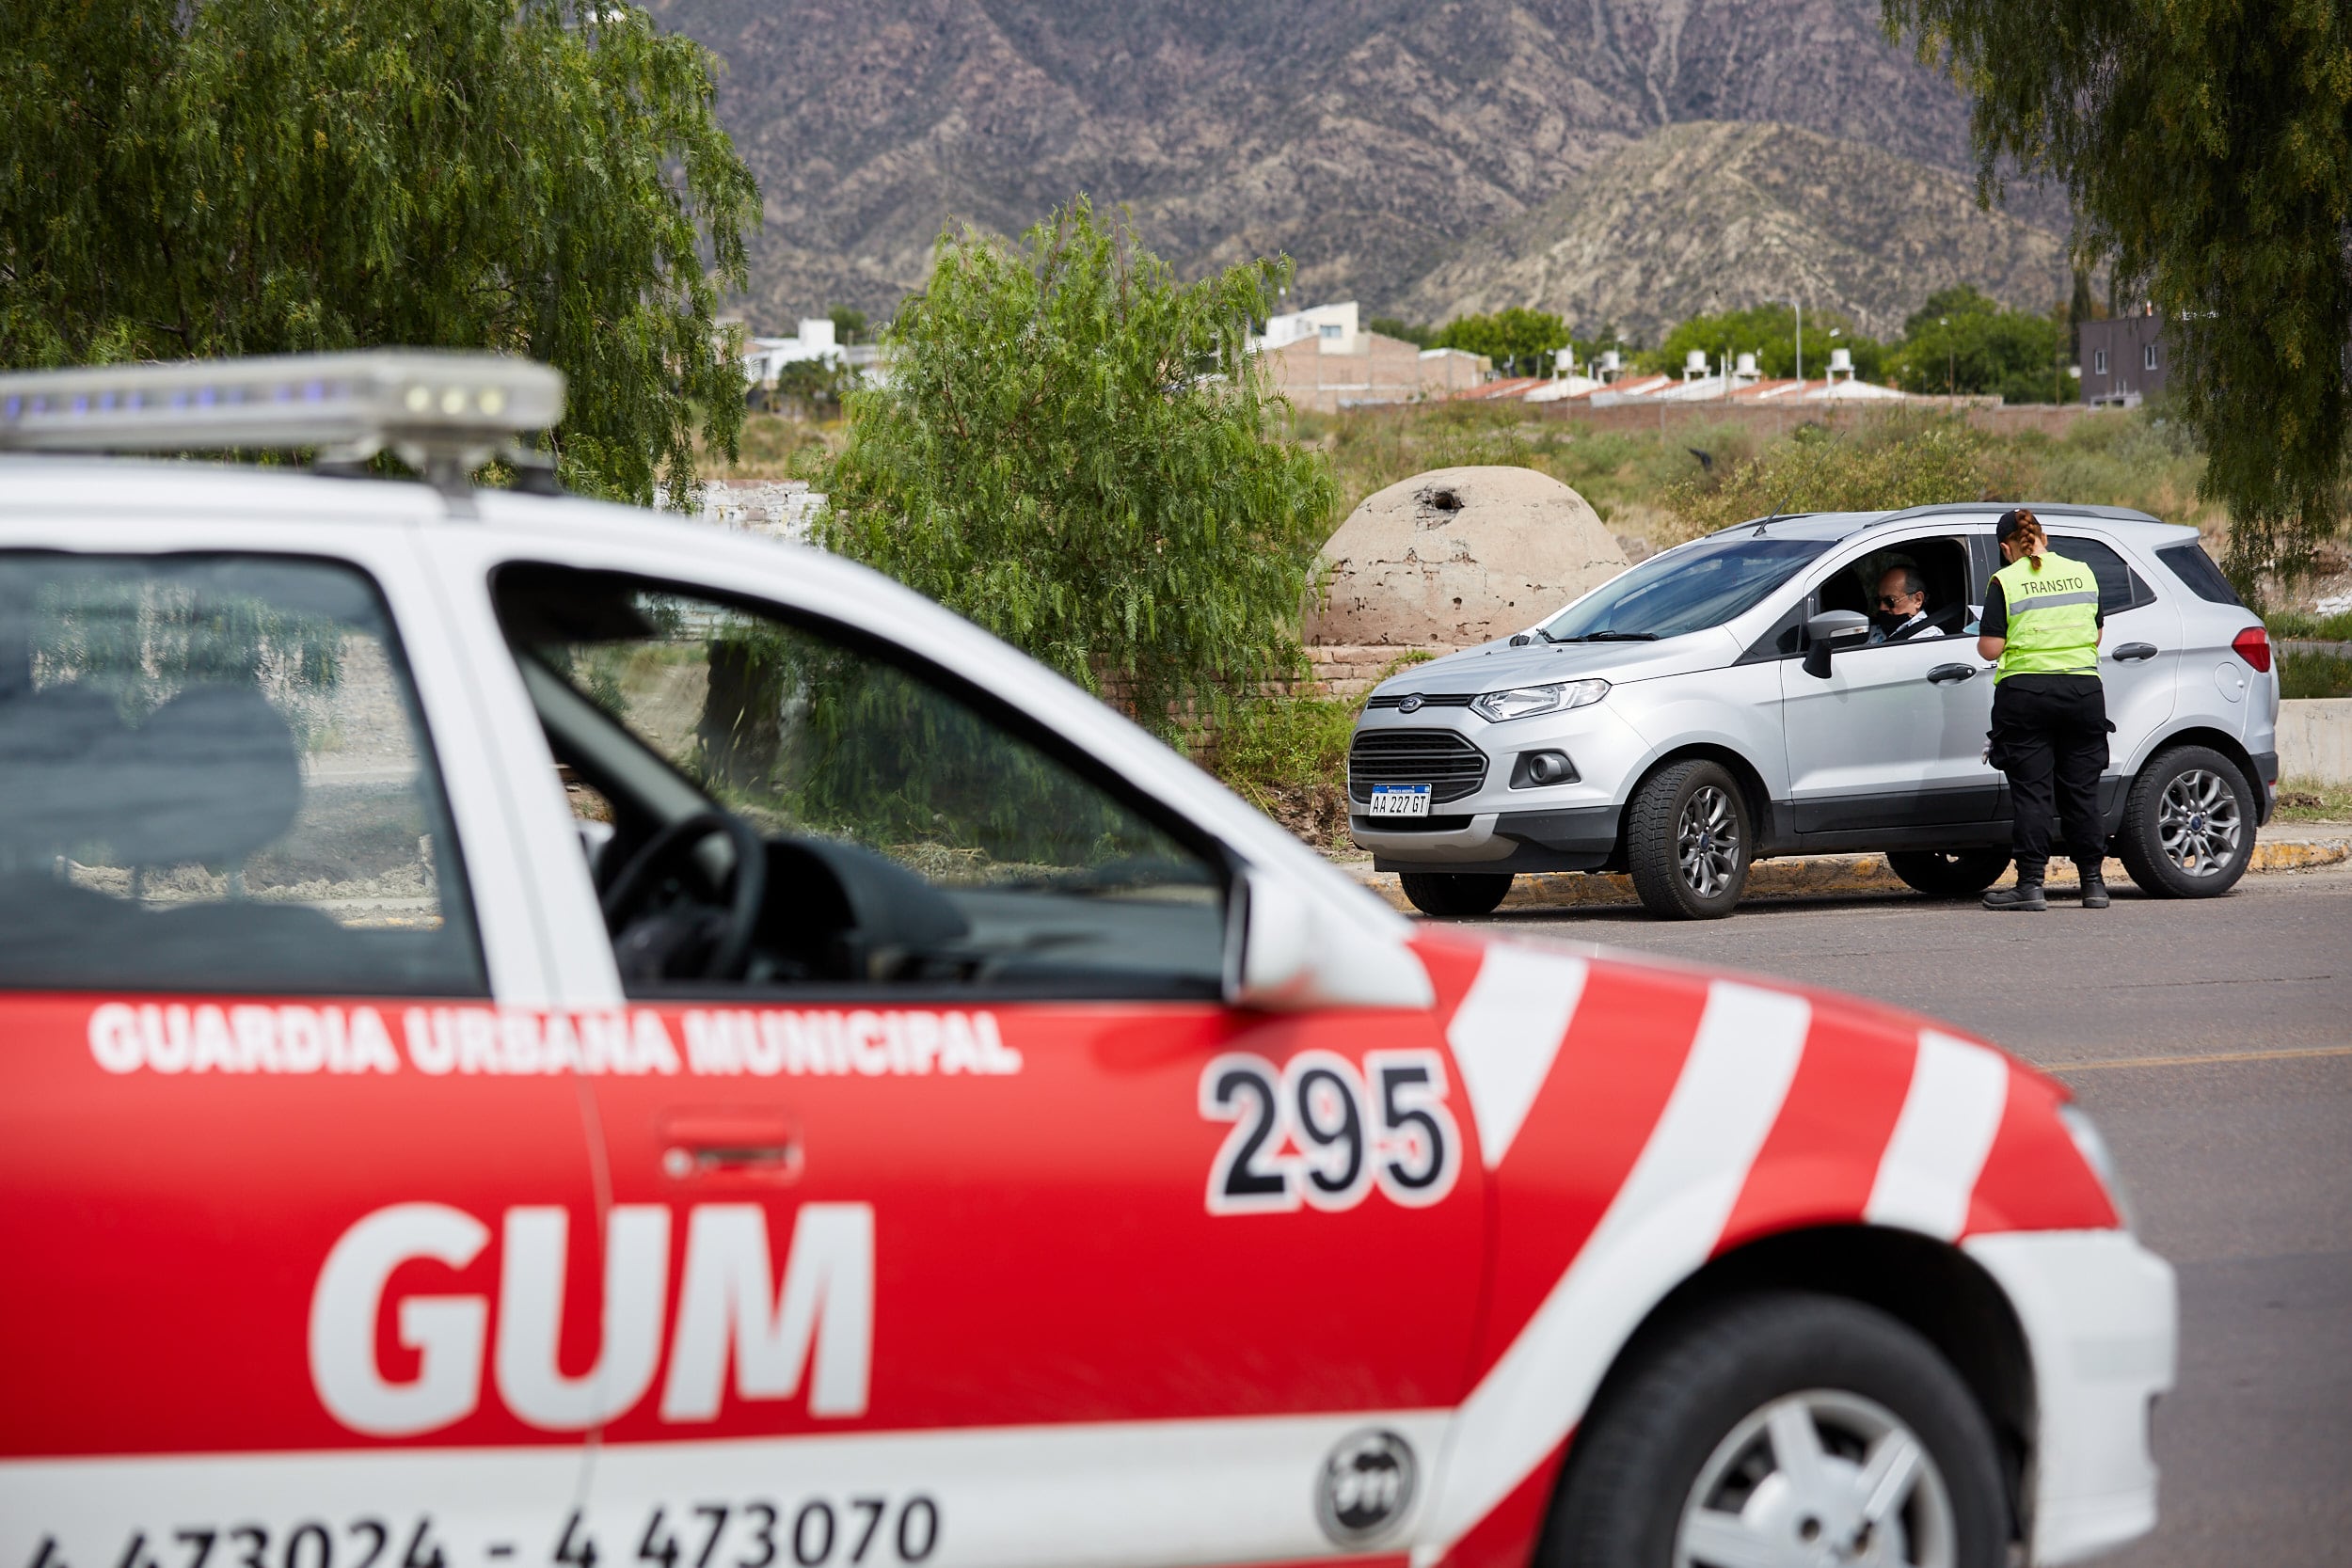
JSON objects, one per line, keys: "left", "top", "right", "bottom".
{"left": 1541, "top": 1293, "right": 2009, "bottom": 1568}
{"left": 1628, "top": 759, "right": 1751, "bottom": 919}
{"left": 2116, "top": 745, "right": 2256, "bottom": 898}
{"left": 1884, "top": 849, "right": 2014, "bottom": 899}
{"left": 1398, "top": 871, "right": 1515, "bottom": 918}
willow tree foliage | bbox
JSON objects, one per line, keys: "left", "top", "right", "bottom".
{"left": 1886, "top": 0, "right": 2352, "bottom": 585}
{"left": 821, "top": 199, "right": 1336, "bottom": 731}
{"left": 0, "top": 0, "right": 757, "bottom": 506}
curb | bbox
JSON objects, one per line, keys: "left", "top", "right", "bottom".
{"left": 1345, "top": 835, "right": 2352, "bottom": 913}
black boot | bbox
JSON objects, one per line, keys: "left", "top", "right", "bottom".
{"left": 1984, "top": 881, "right": 2047, "bottom": 911}
{"left": 2080, "top": 876, "right": 2110, "bottom": 910}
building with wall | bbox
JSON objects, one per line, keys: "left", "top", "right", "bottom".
{"left": 1251, "top": 302, "right": 1490, "bottom": 413}
{"left": 2077, "top": 311, "right": 2169, "bottom": 407}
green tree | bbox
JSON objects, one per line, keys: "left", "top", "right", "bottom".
{"left": 1887, "top": 286, "right": 2069, "bottom": 403}
{"left": 1366, "top": 316, "right": 1437, "bottom": 348}
{"left": 820, "top": 198, "right": 1336, "bottom": 730}
{"left": 0, "top": 0, "right": 757, "bottom": 506}
{"left": 827, "top": 306, "right": 868, "bottom": 345}
{"left": 1434, "top": 308, "right": 1571, "bottom": 375}
{"left": 1884, "top": 0, "right": 2352, "bottom": 584}
{"left": 1646, "top": 305, "right": 1885, "bottom": 383}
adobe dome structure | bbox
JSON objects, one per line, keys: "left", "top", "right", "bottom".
{"left": 1305, "top": 466, "right": 1629, "bottom": 647}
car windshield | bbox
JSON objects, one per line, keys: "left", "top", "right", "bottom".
{"left": 1540, "top": 534, "right": 1833, "bottom": 641}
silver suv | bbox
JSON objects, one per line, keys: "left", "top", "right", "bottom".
{"left": 1351, "top": 504, "right": 2280, "bottom": 918}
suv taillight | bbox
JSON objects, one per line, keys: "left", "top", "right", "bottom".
{"left": 2232, "top": 626, "right": 2272, "bottom": 673}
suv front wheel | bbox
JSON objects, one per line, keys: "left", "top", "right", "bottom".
{"left": 1628, "top": 759, "right": 1752, "bottom": 919}
{"left": 2117, "top": 745, "right": 2256, "bottom": 897}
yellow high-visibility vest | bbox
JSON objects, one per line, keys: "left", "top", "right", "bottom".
{"left": 1993, "top": 550, "right": 2101, "bottom": 680}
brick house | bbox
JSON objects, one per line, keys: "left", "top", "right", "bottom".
{"left": 1252, "top": 302, "right": 1490, "bottom": 413}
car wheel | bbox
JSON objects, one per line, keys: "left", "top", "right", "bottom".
{"left": 1543, "top": 1293, "right": 2008, "bottom": 1568}
{"left": 1884, "top": 848, "right": 2012, "bottom": 899}
{"left": 1628, "top": 760, "right": 1750, "bottom": 919}
{"left": 2116, "top": 745, "right": 2256, "bottom": 898}
{"left": 1398, "top": 871, "right": 1514, "bottom": 917}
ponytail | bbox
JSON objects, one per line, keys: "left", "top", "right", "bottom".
{"left": 2012, "top": 507, "right": 2047, "bottom": 571}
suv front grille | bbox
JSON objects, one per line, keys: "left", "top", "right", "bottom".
{"left": 1364, "top": 691, "right": 1476, "bottom": 711}
{"left": 1348, "top": 729, "right": 1488, "bottom": 805}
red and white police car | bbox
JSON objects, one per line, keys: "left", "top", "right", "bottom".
{"left": 0, "top": 355, "right": 2172, "bottom": 1568}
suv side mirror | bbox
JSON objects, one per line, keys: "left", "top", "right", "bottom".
{"left": 1223, "top": 866, "right": 1435, "bottom": 1012}
{"left": 1802, "top": 609, "right": 1871, "bottom": 678}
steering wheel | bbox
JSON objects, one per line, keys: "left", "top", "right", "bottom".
{"left": 597, "top": 810, "right": 769, "bottom": 980}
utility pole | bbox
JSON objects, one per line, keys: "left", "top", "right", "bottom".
{"left": 1941, "top": 317, "right": 1954, "bottom": 399}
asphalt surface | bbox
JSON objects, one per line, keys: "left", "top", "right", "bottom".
{"left": 1448, "top": 861, "right": 2352, "bottom": 1568}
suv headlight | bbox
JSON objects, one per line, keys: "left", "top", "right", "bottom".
{"left": 1472, "top": 679, "right": 1610, "bottom": 723}
{"left": 2058, "top": 1103, "right": 2139, "bottom": 1232}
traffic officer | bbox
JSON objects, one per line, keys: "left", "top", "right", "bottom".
{"left": 1979, "top": 508, "right": 2113, "bottom": 911}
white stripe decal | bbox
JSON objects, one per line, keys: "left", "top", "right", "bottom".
{"left": 1866, "top": 1029, "right": 2010, "bottom": 1240}
{"left": 4, "top": 1410, "right": 1453, "bottom": 1568}
{"left": 1422, "top": 980, "right": 1812, "bottom": 1553}
{"left": 1446, "top": 945, "right": 1590, "bottom": 1169}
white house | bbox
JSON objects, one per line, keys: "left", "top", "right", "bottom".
{"left": 741, "top": 318, "right": 842, "bottom": 386}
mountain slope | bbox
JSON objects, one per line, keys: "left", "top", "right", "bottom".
{"left": 1398, "top": 120, "right": 2071, "bottom": 341}
{"left": 652, "top": 0, "right": 2046, "bottom": 325}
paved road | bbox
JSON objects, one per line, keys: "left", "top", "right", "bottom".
{"left": 1450, "top": 863, "right": 2352, "bottom": 1568}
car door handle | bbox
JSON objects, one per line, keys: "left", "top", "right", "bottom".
{"left": 659, "top": 1110, "right": 802, "bottom": 1182}
{"left": 1926, "top": 663, "right": 1977, "bottom": 685}
{"left": 2112, "top": 642, "right": 2159, "bottom": 662}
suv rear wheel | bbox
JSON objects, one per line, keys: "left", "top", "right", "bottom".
{"left": 1885, "top": 848, "right": 2012, "bottom": 899}
{"left": 1543, "top": 1293, "right": 2007, "bottom": 1568}
{"left": 1627, "top": 760, "right": 1751, "bottom": 919}
{"left": 1398, "top": 871, "right": 1514, "bottom": 918}
{"left": 2117, "top": 745, "right": 2256, "bottom": 898}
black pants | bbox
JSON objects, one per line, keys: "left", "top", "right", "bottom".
{"left": 1991, "top": 676, "right": 2110, "bottom": 882}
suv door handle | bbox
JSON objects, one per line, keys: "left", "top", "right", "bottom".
{"left": 2112, "top": 641, "right": 2159, "bottom": 662}
{"left": 1926, "top": 663, "right": 1976, "bottom": 685}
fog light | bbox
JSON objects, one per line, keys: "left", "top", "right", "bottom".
{"left": 1511, "top": 750, "right": 1579, "bottom": 788}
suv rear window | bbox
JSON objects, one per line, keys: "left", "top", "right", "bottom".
{"left": 2046, "top": 534, "right": 2158, "bottom": 616}
{"left": 2155, "top": 541, "right": 2244, "bottom": 605}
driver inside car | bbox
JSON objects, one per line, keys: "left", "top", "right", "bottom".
{"left": 1867, "top": 564, "right": 1946, "bottom": 644}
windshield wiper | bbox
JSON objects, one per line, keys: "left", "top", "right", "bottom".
{"left": 1555, "top": 630, "right": 1660, "bottom": 642}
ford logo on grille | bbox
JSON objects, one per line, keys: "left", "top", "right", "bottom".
{"left": 1398, "top": 693, "right": 1423, "bottom": 713}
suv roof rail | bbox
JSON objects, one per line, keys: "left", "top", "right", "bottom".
{"left": 1868, "top": 500, "right": 2166, "bottom": 527}
{"left": 0, "top": 351, "right": 564, "bottom": 495}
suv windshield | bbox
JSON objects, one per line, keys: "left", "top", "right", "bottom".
{"left": 1541, "top": 534, "right": 1832, "bottom": 641}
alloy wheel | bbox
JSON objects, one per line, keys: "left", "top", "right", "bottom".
{"left": 1676, "top": 1389, "right": 1958, "bottom": 1568}
{"left": 2156, "top": 768, "right": 2243, "bottom": 878}
{"left": 1678, "top": 784, "right": 1741, "bottom": 898}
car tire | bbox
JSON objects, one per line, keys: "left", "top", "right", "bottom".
{"left": 1542, "top": 1292, "right": 2009, "bottom": 1568}
{"left": 1397, "top": 871, "right": 1514, "bottom": 918}
{"left": 2116, "top": 745, "right": 2256, "bottom": 898}
{"left": 1885, "top": 848, "right": 2013, "bottom": 899}
{"left": 1627, "top": 760, "right": 1751, "bottom": 919}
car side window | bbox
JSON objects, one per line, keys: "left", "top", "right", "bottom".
{"left": 2045, "top": 534, "right": 2158, "bottom": 616}
{"left": 1812, "top": 535, "right": 1976, "bottom": 645}
{"left": 0, "top": 552, "right": 485, "bottom": 996}
{"left": 494, "top": 565, "right": 1228, "bottom": 999}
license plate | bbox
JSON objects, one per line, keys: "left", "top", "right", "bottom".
{"left": 1369, "top": 784, "right": 1433, "bottom": 817}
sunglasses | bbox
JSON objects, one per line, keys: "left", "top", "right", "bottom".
{"left": 1876, "top": 594, "right": 1915, "bottom": 608}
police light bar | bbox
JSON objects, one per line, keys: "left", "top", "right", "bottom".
{"left": 0, "top": 350, "right": 564, "bottom": 467}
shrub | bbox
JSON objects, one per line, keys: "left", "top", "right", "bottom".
{"left": 1660, "top": 412, "right": 2031, "bottom": 539}
{"left": 821, "top": 198, "right": 1334, "bottom": 732}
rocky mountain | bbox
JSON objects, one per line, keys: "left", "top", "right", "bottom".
{"left": 651, "top": 0, "right": 2065, "bottom": 335}
{"left": 1399, "top": 120, "right": 2073, "bottom": 342}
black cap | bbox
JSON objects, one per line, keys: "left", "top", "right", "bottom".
{"left": 1995, "top": 507, "right": 2037, "bottom": 542}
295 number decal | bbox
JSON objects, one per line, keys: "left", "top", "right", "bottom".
{"left": 1198, "top": 1049, "right": 1459, "bottom": 1215}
